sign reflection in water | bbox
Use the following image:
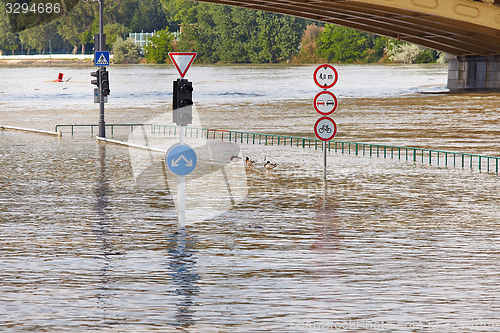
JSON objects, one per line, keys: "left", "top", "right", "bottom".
{"left": 94, "top": 144, "right": 122, "bottom": 325}
{"left": 167, "top": 230, "right": 199, "bottom": 328}
{"left": 94, "top": 143, "right": 200, "bottom": 328}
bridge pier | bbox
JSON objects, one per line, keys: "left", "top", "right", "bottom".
{"left": 447, "top": 55, "right": 500, "bottom": 91}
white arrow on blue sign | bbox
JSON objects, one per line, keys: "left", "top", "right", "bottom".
{"left": 166, "top": 144, "right": 197, "bottom": 176}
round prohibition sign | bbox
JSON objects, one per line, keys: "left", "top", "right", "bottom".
{"left": 314, "top": 117, "right": 337, "bottom": 141}
{"left": 313, "top": 91, "right": 338, "bottom": 115}
{"left": 313, "top": 64, "right": 338, "bottom": 89}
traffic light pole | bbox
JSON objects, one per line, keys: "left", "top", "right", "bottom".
{"left": 98, "top": 0, "right": 105, "bottom": 138}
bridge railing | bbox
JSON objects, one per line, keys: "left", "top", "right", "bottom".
{"left": 55, "top": 123, "right": 500, "bottom": 174}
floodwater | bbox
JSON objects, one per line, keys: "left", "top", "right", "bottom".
{"left": 1, "top": 63, "right": 500, "bottom": 332}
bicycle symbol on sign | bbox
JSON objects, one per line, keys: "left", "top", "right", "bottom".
{"left": 318, "top": 124, "right": 332, "bottom": 134}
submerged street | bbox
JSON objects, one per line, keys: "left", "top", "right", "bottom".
{"left": 1, "top": 63, "right": 500, "bottom": 331}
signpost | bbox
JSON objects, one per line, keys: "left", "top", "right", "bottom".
{"left": 90, "top": 0, "right": 109, "bottom": 139}
{"left": 313, "top": 64, "right": 338, "bottom": 181}
{"left": 168, "top": 52, "right": 197, "bottom": 228}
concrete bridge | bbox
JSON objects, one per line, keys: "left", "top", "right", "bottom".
{"left": 198, "top": 0, "right": 500, "bottom": 91}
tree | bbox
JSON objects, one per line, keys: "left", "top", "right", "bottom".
{"left": 292, "top": 24, "right": 326, "bottom": 63}
{"left": 112, "top": 36, "right": 142, "bottom": 63}
{"left": 255, "top": 12, "right": 304, "bottom": 63}
{"left": 0, "top": 10, "right": 19, "bottom": 54}
{"left": 160, "top": 0, "right": 198, "bottom": 24}
{"left": 387, "top": 42, "right": 440, "bottom": 64}
{"left": 318, "top": 25, "right": 386, "bottom": 63}
{"left": 57, "top": 0, "right": 96, "bottom": 54}
{"left": 19, "top": 21, "right": 59, "bottom": 55}
{"left": 144, "top": 28, "right": 174, "bottom": 63}
{"left": 213, "top": 5, "right": 257, "bottom": 63}
{"left": 103, "top": 0, "right": 138, "bottom": 27}
{"left": 128, "top": 0, "right": 170, "bottom": 32}
{"left": 164, "top": 1, "right": 308, "bottom": 64}
{"left": 104, "top": 23, "right": 129, "bottom": 50}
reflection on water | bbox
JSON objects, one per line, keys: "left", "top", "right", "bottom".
{"left": 167, "top": 230, "right": 199, "bottom": 328}
{"left": 312, "top": 184, "right": 340, "bottom": 253}
{"left": 311, "top": 184, "right": 341, "bottom": 281}
{"left": 94, "top": 144, "right": 122, "bottom": 326}
{"left": 1, "top": 130, "right": 500, "bottom": 331}
{"left": 1, "top": 64, "right": 500, "bottom": 331}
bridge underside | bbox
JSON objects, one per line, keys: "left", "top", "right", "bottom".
{"left": 197, "top": 0, "right": 500, "bottom": 56}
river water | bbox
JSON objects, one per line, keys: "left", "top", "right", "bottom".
{"left": 1, "top": 63, "right": 500, "bottom": 332}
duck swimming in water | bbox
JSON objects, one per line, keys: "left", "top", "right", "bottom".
{"left": 264, "top": 161, "right": 277, "bottom": 169}
{"left": 245, "top": 157, "right": 256, "bottom": 166}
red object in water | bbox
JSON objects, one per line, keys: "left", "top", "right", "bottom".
{"left": 55, "top": 73, "right": 64, "bottom": 82}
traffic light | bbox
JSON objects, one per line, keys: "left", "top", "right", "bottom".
{"left": 173, "top": 79, "right": 193, "bottom": 126}
{"left": 100, "top": 68, "right": 110, "bottom": 97}
{"left": 91, "top": 70, "right": 99, "bottom": 87}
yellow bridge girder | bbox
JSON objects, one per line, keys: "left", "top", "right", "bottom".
{"left": 196, "top": 0, "right": 500, "bottom": 56}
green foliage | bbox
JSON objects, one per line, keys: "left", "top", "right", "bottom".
{"left": 0, "top": 9, "right": 19, "bottom": 54}
{"left": 112, "top": 37, "right": 142, "bottom": 63}
{"left": 160, "top": 0, "right": 198, "bottom": 24}
{"left": 318, "top": 25, "right": 386, "bottom": 63}
{"left": 19, "top": 21, "right": 61, "bottom": 54}
{"left": 0, "top": 0, "right": 443, "bottom": 64}
{"left": 144, "top": 28, "right": 174, "bottom": 63}
{"left": 255, "top": 11, "right": 304, "bottom": 63}
{"left": 387, "top": 42, "right": 439, "bottom": 64}
{"left": 414, "top": 49, "right": 438, "bottom": 63}
{"left": 128, "top": 0, "right": 170, "bottom": 32}
{"left": 104, "top": 23, "right": 129, "bottom": 50}
{"left": 56, "top": 0, "right": 96, "bottom": 54}
{"left": 293, "top": 24, "right": 326, "bottom": 64}
{"left": 168, "top": 2, "right": 307, "bottom": 63}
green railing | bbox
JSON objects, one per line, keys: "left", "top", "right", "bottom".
{"left": 55, "top": 123, "right": 150, "bottom": 136}
{"left": 55, "top": 123, "right": 500, "bottom": 174}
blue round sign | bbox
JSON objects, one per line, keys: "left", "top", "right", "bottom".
{"left": 166, "top": 144, "right": 197, "bottom": 176}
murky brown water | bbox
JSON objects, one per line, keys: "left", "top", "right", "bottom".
{"left": 1, "top": 64, "right": 500, "bottom": 332}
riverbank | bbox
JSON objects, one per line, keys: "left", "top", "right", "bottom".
{"left": 0, "top": 54, "right": 95, "bottom": 66}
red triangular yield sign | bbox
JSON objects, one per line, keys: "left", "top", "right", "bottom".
{"left": 168, "top": 52, "right": 197, "bottom": 78}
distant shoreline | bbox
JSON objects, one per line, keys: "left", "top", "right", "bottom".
{"left": 0, "top": 59, "right": 92, "bottom": 66}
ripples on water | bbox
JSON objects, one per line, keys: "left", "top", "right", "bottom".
{"left": 1, "top": 64, "right": 500, "bottom": 331}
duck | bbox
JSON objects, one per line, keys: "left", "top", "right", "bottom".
{"left": 264, "top": 161, "right": 277, "bottom": 169}
{"left": 230, "top": 155, "right": 242, "bottom": 162}
{"left": 245, "top": 157, "right": 256, "bottom": 166}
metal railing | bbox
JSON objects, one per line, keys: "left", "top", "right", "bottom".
{"left": 55, "top": 124, "right": 149, "bottom": 136}
{"left": 129, "top": 31, "right": 181, "bottom": 49}
{"left": 129, "top": 31, "right": 156, "bottom": 48}
{"left": 55, "top": 123, "right": 500, "bottom": 174}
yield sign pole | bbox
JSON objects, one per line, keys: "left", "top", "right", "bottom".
{"left": 168, "top": 52, "right": 197, "bottom": 228}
